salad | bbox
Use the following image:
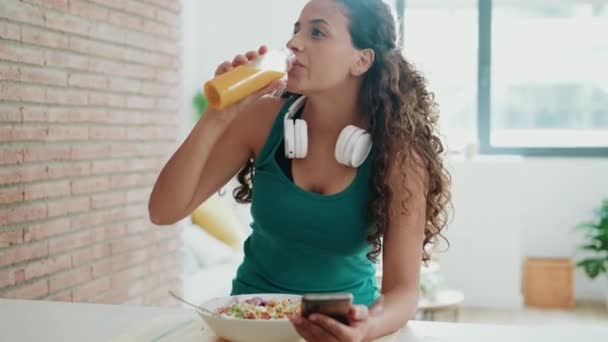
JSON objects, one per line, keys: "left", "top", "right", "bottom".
{"left": 216, "top": 297, "right": 301, "bottom": 320}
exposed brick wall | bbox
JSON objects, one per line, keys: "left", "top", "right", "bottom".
{"left": 0, "top": 0, "right": 183, "bottom": 307}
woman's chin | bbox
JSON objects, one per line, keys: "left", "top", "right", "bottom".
{"left": 286, "top": 79, "right": 304, "bottom": 94}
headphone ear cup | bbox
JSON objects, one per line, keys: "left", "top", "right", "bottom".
{"left": 349, "top": 131, "right": 373, "bottom": 168}
{"left": 335, "top": 125, "right": 359, "bottom": 166}
{"left": 284, "top": 119, "right": 296, "bottom": 159}
{"left": 294, "top": 119, "right": 308, "bottom": 158}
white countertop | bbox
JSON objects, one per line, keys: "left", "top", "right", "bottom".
{"left": 1, "top": 298, "right": 607, "bottom": 342}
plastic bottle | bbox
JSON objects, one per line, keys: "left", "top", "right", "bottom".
{"left": 204, "top": 49, "right": 294, "bottom": 110}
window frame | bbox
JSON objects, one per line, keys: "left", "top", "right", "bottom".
{"left": 397, "top": 0, "right": 608, "bottom": 157}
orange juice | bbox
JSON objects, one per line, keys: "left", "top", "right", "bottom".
{"left": 204, "top": 66, "right": 284, "bottom": 110}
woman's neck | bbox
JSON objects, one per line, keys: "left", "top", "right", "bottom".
{"left": 301, "top": 81, "right": 368, "bottom": 139}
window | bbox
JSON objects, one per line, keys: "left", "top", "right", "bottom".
{"left": 399, "top": 0, "right": 608, "bottom": 156}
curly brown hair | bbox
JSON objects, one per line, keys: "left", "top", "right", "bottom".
{"left": 232, "top": 0, "right": 452, "bottom": 263}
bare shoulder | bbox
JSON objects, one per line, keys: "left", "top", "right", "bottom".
{"left": 234, "top": 95, "right": 287, "bottom": 158}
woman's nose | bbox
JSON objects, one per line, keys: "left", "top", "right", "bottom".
{"left": 286, "top": 34, "right": 303, "bottom": 53}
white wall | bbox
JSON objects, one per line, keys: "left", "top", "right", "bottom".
{"left": 180, "top": 0, "right": 608, "bottom": 308}
{"left": 441, "top": 156, "right": 608, "bottom": 308}
{"left": 181, "top": 0, "right": 307, "bottom": 138}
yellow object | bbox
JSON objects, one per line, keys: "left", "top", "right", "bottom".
{"left": 204, "top": 66, "right": 284, "bottom": 110}
{"left": 190, "top": 194, "right": 245, "bottom": 251}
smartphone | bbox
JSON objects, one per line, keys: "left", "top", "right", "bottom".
{"left": 301, "top": 293, "right": 353, "bottom": 325}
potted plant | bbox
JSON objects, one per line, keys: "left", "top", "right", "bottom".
{"left": 575, "top": 198, "right": 608, "bottom": 309}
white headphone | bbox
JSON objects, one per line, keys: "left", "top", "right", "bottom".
{"left": 283, "top": 96, "right": 373, "bottom": 168}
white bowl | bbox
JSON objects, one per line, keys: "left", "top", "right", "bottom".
{"left": 198, "top": 293, "right": 302, "bottom": 342}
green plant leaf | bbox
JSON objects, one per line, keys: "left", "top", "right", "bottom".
{"left": 575, "top": 222, "right": 600, "bottom": 231}
{"left": 581, "top": 244, "right": 602, "bottom": 251}
{"left": 576, "top": 259, "right": 607, "bottom": 279}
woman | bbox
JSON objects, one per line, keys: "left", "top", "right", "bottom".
{"left": 149, "top": 0, "right": 451, "bottom": 340}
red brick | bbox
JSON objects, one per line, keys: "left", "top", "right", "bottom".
{"left": 127, "top": 188, "right": 150, "bottom": 204}
{"left": 47, "top": 197, "right": 90, "bottom": 218}
{"left": 88, "top": 127, "right": 127, "bottom": 141}
{"left": 0, "top": 21, "right": 20, "bottom": 41}
{"left": 127, "top": 157, "right": 163, "bottom": 172}
{"left": 47, "top": 126, "right": 89, "bottom": 141}
{"left": 71, "top": 246, "right": 95, "bottom": 266}
{"left": 0, "top": 186, "right": 24, "bottom": 205}
{"left": 108, "top": 11, "right": 144, "bottom": 31}
{"left": 0, "top": 269, "right": 16, "bottom": 288}
{"left": 0, "top": 228, "right": 24, "bottom": 247}
{"left": 87, "top": 57, "right": 122, "bottom": 76}
{"left": 155, "top": 8, "right": 179, "bottom": 27}
{"left": 108, "top": 78, "right": 141, "bottom": 93}
{"left": 121, "top": 0, "right": 156, "bottom": 19}
{"left": 45, "top": 11, "right": 90, "bottom": 36}
{"left": 140, "top": 82, "right": 170, "bottom": 96}
{"left": 142, "top": 20, "right": 170, "bottom": 38}
{"left": 155, "top": 70, "right": 179, "bottom": 84}
{"left": 0, "top": 202, "right": 47, "bottom": 225}
{"left": 0, "top": 63, "right": 20, "bottom": 82}
{"left": 48, "top": 162, "right": 91, "bottom": 179}
{"left": 104, "top": 223, "right": 127, "bottom": 240}
{"left": 22, "top": 0, "right": 68, "bottom": 11}
{"left": 3, "top": 279, "right": 49, "bottom": 300}
{"left": 24, "top": 180, "right": 71, "bottom": 201}
{"left": 91, "top": 192, "right": 126, "bottom": 209}
{"left": 111, "top": 172, "right": 157, "bottom": 189}
{"left": 45, "top": 50, "right": 89, "bottom": 70}
{"left": 21, "top": 27, "right": 69, "bottom": 49}
{"left": 156, "top": 98, "right": 179, "bottom": 111}
{"left": 0, "top": 125, "right": 48, "bottom": 142}
{"left": 0, "top": 104, "right": 22, "bottom": 122}
{"left": 0, "top": 84, "right": 46, "bottom": 102}
{"left": 69, "top": 0, "right": 108, "bottom": 20}
{"left": 49, "top": 267, "right": 92, "bottom": 293}
{"left": 68, "top": 73, "right": 107, "bottom": 90}
{"left": 0, "top": 1, "right": 45, "bottom": 26}
{"left": 21, "top": 106, "right": 48, "bottom": 122}
{"left": 110, "top": 265, "right": 147, "bottom": 288}
{"left": 0, "top": 42, "right": 45, "bottom": 65}
{"left": 126, "top": 220, "right": 148, "bottom": 235}
{"left": 71, "top": 145, "right": 112, "bottom": 160}
{"left": 0, "top": 241, "right": 49, "bottom": 267}
{"left": 91, "top": 159, "right": 129, "bottom": 174}
{"left": 71, "top": 177, "right": 111, "bottom": 195}
{"left": 48, "top": 291, "right": 72, "bottom": 302}
{"left": 0, "top": 148, "right": 23, "bottom": 166}
{"left": 24, "top": 219, "right": 71, "bottom": 242}
{"left": 0, "top": 165, "right": 48, "bottom": 185}
{"left": 19, "top": 66, "right": 68, "bottom": 86}
{"left": 46, "top": 88, "right": 89, "bottom": 106}
{"left": 49, "top": 230, "right": 95, "bottom": 255}
{"left": 73, "top": 277, "right": 110, "bottom": 301}
{"left": 91, "top": 258, "right": 114, "bottom": 278}
{"left": 24, "top": 254, "right": 72, "bottom": 280}
{"left": 118, "top": 63, "right": 156, "bottom": 80}
{"left": 88, "top": 92, "right": 127, "bottom": 108}
{"left": 98, "top": 287, "right": 129, "bottom": 304}
{"left": 111, "top": 235, "right": 148, "bottom": 254}
{"left": 88, "top": 23, "right": 124, "bottom": 45}
{"left": 23, "top": 145, "right": 71, "bottom": 162}
{"left": 70, "top": 207, "right": 126, "bottom": 230}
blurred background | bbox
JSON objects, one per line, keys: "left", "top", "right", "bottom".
{"left": 1, "top": 0, "right": 607, "bottom": 327}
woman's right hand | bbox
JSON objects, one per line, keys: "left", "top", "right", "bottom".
{"left": 204, "top": 45, "right": 284, "bottom": 124}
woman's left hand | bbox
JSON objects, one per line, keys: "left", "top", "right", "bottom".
{"left": 290, "top": 304, "right": 377, "bottom": 342}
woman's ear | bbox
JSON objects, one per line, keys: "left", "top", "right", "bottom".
{"left": 351, "top": 48, "right": 375, "bottom": 76}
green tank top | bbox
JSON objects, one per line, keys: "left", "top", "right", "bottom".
{"left": 231, "top": 95, "right": 380, "bottom": 306}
